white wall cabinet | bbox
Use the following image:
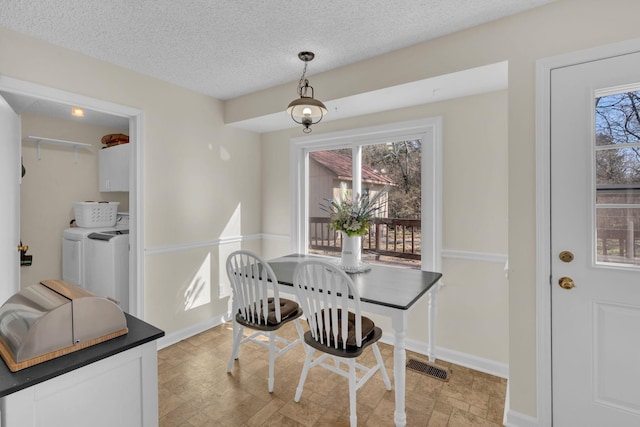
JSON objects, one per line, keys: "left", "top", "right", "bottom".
{"left": 98, "top": 144, "right": 130, "bottom": 192}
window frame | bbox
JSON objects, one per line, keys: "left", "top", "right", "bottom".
{"left": 289, "top": 117, "right": 442, "bottom": 271}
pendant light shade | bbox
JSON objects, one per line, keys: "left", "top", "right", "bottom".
{"left": 287, "top": 52, "right": 327, "bottom": 133}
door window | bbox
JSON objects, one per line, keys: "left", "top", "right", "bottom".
{"left": 595, "top": 88, "right": 640, "bottom": 266}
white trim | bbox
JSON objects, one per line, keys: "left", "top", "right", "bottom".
{"left": 433, "top": 345, "right": 508, "bottom": 379}
{"left": 379, "top": 332, "right": 508, "bottom": 379}
{"left": 260, "top": 236, "right": 507, "bottom": 265}
{"left": 289, "top": 117, "right": 443, "bottom": 272}
{"left": 130, "top": 112, "right": 145, "bottom": 318}
{"left": 504, "top": 410, "right": 539, "bottom": 427}
{"left": 145, "top": 233, "right": 263, "bottom": 255}
{"left": 441, "top": 249, "right": 508, "bottom": 264}
{"left": 260, "top": 233, "right": 289, "bottom": 242}
{"left": 0, "top": 76, "right": 145, "bottom": 319}
{"left": 0, "top": 76, "right": 140, "bottom": 117}
{"left": 425, "top": 118, "right": 443, "bottom": 272}
{"left": 157, "top": 314, "right": 228, "bottom": 350}
{"left": 159, "top": 312, "right": 508, "bottom": 379}
{"left": 504, "top": 381, "right": 510, "bottom": 426}
{"left": 289, "top": 140, "right": 305, "bottom": 252}
{"left": 535, "top": 52, "right": 554, "bottom": 427}
{"left": 535, "top": 37, "right": 640, "bottom": 427}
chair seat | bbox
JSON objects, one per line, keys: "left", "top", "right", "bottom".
{"left": 313, "top": 309, "right": 376, "bottom": 347}
{"left": 305, "top": 312, "right": 382, "bottom": 358}
{"left": 236, "top": 297, "right": 303, "bottom": 331}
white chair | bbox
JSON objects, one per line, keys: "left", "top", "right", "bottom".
{"left": 226, "top": 250, "right": 304, "bottom": 392}
{"left": 292, "top": 259, "right": 391, "bottom": 426}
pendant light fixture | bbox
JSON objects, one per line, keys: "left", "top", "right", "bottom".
{"left": 287, "top": 51, "right": 327, "bottom": 133}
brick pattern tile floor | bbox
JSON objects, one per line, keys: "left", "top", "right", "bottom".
{"left": 158, "top": 321, "right": 506, "bottom": 426}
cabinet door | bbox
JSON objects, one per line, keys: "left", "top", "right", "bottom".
{"left": 99, "top": 144, "right": 129, "bottom": 192}
{"left": 1, "top": 341, "right": 159, "bottom": 427}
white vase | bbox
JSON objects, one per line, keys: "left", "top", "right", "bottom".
{"left": 341, "top": 232, "right": 361, "bottom": 268}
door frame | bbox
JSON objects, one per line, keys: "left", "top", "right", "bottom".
{"left": 535, "top": 37, "right": 640, "bottom": 426}
{"left": 0, "top": 76, "right": 146, "bottom": 318}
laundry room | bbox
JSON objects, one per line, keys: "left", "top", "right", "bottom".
{"left": 18, "top": 109, "right": 130, "bottom": 309}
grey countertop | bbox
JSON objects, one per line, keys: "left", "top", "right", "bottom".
{"left": 0, "top": 313, "right": 164, "bottom": 398}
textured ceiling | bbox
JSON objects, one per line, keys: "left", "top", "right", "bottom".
{"left": 0, "top": 0, "right": 555, "bottom": 101}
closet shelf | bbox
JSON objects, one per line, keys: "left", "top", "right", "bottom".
{"left": 23, "top": 136, "right": 92, "bottom": 162}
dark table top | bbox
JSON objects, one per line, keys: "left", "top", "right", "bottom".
{"left": 0, "top": 313, "right": 164, "bottom": 398}
{"left": 269, "top": 254, "right": 442, "bottom": 311}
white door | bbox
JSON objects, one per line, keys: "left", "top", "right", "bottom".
{"left": 0, "top": 94, "right": 21, "bottom": 303}
{"left": 551, "top": 51, "right": 640, "bottom": 426}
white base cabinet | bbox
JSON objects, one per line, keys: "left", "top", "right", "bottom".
{"left": 0, "top": 341, "right": 158, "bottom": 427}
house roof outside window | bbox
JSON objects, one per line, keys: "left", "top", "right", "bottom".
{"left": 309, "top": 151, "right": 394, "bottom": 186}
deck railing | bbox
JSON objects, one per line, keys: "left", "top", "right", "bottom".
{"left": 309, "top": 217, "right": 421, "bottom": 260}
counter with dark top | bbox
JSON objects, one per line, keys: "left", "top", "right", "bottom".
{"left": 0, "top": 313, "right": 164, "bottom": 427}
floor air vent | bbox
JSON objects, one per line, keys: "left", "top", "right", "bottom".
{"left": 406, "top": 358, "right": 451, "bottom": 382}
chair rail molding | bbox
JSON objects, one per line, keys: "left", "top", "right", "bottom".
{"left": 145, "top": 233, "right": 262, "bottom": 255}
{"left": 441, "top": 249, "right": 507, "bottom": 264}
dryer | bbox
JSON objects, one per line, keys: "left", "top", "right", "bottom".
{"left": 62, "top": 226, "right": 108, "bottom": 286}
{"left": 85, "top": 230, "right": 129, "bottom": 312}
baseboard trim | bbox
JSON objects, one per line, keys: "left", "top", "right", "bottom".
{"left": 157, "top": 313, "right": 229, "bottom": 350}
{"left": 380, "top": 333, "right": 509, "bottom": 379}
{"left": 160, "top": 316, "right": 509, "bottom": 380}
{"left": 435, "top": 346, "right": 509, "bottom": 379}
{"left": 503, "top": 409, "right": 539, "bottom": 427}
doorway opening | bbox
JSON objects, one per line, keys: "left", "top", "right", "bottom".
{"left": 0, "top": 76, "right": 144, "bottom": 317}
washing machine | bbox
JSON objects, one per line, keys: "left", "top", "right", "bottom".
{"left": 62, "top": 213, "right": 129, "bottom": 310}
{"left": 85, "top": 230, "right": 129, "bottom": 312}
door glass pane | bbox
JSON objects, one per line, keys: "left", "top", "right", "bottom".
{"left": 595, "top": 90, "right": 640, "bottom": 266}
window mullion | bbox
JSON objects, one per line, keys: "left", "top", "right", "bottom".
{"left": 352, "top": 145, "right": 362, "bottom": 199}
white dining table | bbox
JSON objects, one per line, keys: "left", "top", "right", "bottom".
{"left": 269, "top": 253, "right": 442, "bottom": 427}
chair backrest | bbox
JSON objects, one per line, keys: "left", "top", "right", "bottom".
{"left": 292, "top": 260, "right": 364, "bottom": 349}
{"left": 226, "top": 250, "right": 282, "bottom": 326}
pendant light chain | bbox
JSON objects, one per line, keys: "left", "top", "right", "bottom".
{"left": 297, "top": 61, "right": 308, "bottom": 97}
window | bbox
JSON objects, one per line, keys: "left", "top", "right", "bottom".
{"left": 290, "top": 118, "right": 442, "bottom": 271}
{"left": 595, "top": 88, "right": 640, "bottom": 266}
